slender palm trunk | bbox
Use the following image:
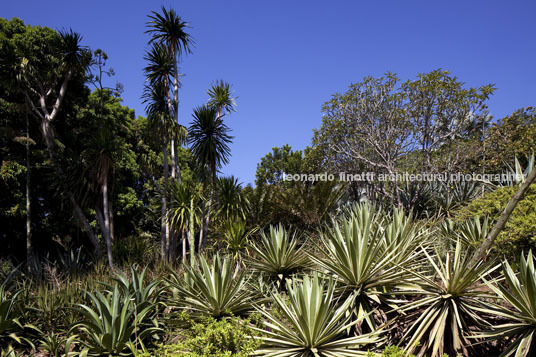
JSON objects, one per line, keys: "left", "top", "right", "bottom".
{"left": 189, "top": 198, "right": 195, "bottom": 266}
{"left": 96, "top": 206, "right": 113, "bottom": 268}
{"left": 108, "top": 199, "right": 114, "bottom": 243}
{"left": 181, "top": 229, "right": 186, "bottom": 264}
{"left": 102, "top": 172, "right": 114, "bottom": 269}
{"left": 161, "top": 143, "right": 170, "bottom": 260}
{"left": 201, "top": 196, "right": 211, "bottom": 251}
{"left": 25, "top": 112, "right": 32, "bottom": 265}
{"left": 198, "top": 203, "right": 205, "bottom": 252}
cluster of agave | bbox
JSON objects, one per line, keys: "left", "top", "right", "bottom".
{"left": 162, "top": 203, "right": 536, "bottom": 357}
{"left": 3, "top": 203, "right": 536, "bottom": 356}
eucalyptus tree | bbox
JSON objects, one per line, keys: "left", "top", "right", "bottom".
{"left": 147, "top": 6, "right": 194, "bottom": 182}
{"left": 189, "top": 105, "right": 233, "bottom": 250}
{"left": 0, "top": 20, "right": 100, "bottom": 252}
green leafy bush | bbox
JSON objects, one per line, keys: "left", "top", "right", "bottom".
{"left": 456, "top": 184, "right": 536, "bottom": 257}
{"left": 140, "top": 314, "right": 261, "bottom": 357}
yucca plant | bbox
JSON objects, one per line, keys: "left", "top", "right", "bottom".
{"left": 254, "top": 274, "right": 379, "bottom": 356}
{"left": 170, "top": 254, "right": 260, "bottom": 319}
{"left": 71, "top": 285, "right": 161, "bottom": 356}
{"left": 249, "top": 224, "right": 310, "bottom": 287}
{"left": 400, "top": 241, "right": 500, "bottom": 357}
{"left": 312, "top": 203, "right": 416, "bottom": 332}
{"left": 474, "top": 250, "right": 536, "bottom": 356}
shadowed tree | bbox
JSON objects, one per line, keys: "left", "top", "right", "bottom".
{"left": 0, "top": 25, "right": 100, "bottom": 252}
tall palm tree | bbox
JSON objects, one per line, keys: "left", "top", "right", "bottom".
{"left": 146, "top": 6, "right": 194, "bottom": 182}
{"left": 143, "top": 81, "right": 173, "bottom": 260}
{"left": 189, "top": 105, "right": 233, "bottom": 250}
{"left": 207, "top": 80, "right": 237, "bottom": 120}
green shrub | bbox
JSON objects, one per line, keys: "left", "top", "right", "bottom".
{"left": 456, "top": 184, "right": 536, "bottom": 257}
{"left": 141, "top": 314, "right": 261, "bottom": 356}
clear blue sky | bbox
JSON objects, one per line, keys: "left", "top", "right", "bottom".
{"left": 3, "top": 0, "right": 535, "bottom": 185}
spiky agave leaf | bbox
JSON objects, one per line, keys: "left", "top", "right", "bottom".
{"left": 248, "top": 224, "right": 311, "bottom": 285}
{"left": 254, "top": 274, "right": 380, "bottom": 357}
{"left": 473, "top": 250, "right": 536, "bottom": 357}
{"left": 400, "top": 240, "right": 500, "bottom": 357}
{"left": 171, "top": 254, "right": 261, "bottom": 319}
{"left": 312, "top": 203, "right": 419, "bottom": 332}
{"left": 71, "top": 285, "right": 161, "bottom": 356}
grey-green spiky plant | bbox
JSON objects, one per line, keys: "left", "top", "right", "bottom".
{"left": 312, "top": 203, "right": 418, "bottom": 332}
{"left": 170, "top": 254, "right": 261, "bottom": 319}
{"left": 248, "top": 224, "right": 311, "bottom": 286}
{"left": 474, "top": 250, "right": 536, "bottom": 357}
{"left": 400, "top": 240, "right": 500, "bottom": 357}
{"left": 254, "top": 274, "right": 380, "bottom": 357}
{"left": 71, "top": 285, "right": 161, "bottom": 356}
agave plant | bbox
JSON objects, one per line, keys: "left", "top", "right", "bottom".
{"left": 248, "top": 224, "right": 310, "bottom": 286}
{"left": 400, "top": 240, "right": 500, "bottom": 357}
{"left": 71, "top": 285, "right": 161, "bottom": 356}
{"left": 254, "top": 274, "right": 379, "bottom": 356}
{"left": 474, "top": 250, "right": 536, "bottom": 356}
{"left": 170, "top": 254, "right": 260, "bottom": 319}
{"left": 312, "top": 203, "right": 416, "bottom": 332}
{"left": 380, "top": 208, "right": 429, "bottom": 265}
{"left": 458, "top": 216, "right": 489, "bottom": 249}
{"left": 107, "top": 266, "right": 161, "bottom": 306}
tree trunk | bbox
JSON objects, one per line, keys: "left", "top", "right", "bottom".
{"left": 198, "top": 203, "right": 205, "bottom": 253}
{"left": 96, "top": 206, "right": 113, "bottom": 268}
{"left": 470, "top": 165, "right": 536, "bottom": 265}
{"left": 108, "top": 199, "right": 115, "bottom": 243}
{"left": 40, "top": 118, "right": 101, "bottom": 252}
{"left": 161, "top": 143, "right": 170, "bottom": 260}
{"left": 25, "top": 112, "right": 32, "bottom": 266}
{"left": 200, "top": 196, "right": 211, "bottom": 251}
{"left": 189, "top": 198, "right": 195, "bottom": 266}
{"left": 102, "top": 171, "right": 113, "bottom": 268}
{"left": 182, "top": 229, "right": 186, "bottom": 264}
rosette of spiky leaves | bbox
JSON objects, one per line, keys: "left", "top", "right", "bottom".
{"left": 400, "top": 241, "right": 500, "bottom": 357}
{"left": 249, "top": 224, "right": 311, "bottom": 287}
{"left": 312, "top": 203, "right": 416, "bottom": 332}
{"left": 107, "top": 266, "right": 161, "bottom": 306}
{"left": 254, "top": 274, "right": 380, "bottom": 357}
{"left": 473, "top": 250, "right": 536, "bottom": 357}
{"left": 380, "top": 207, "right": 430, "bottom": 265}
{"left": 223, "top": 218, "right": 258, "bottom": 260}
{"left": 71, "top": 285, "right": 161, "bottom": 356}
{"left": 172, "top": 254, "right": 260, "bottom": 319}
